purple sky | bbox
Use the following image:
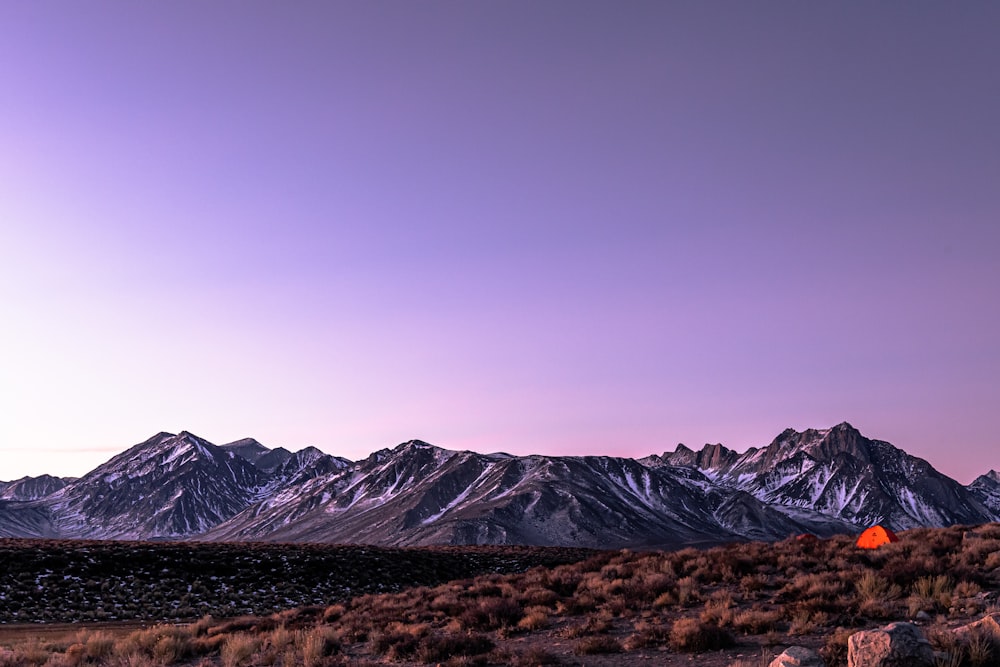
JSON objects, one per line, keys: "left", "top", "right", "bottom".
{"left": 1, "top": 3, "right": 998, "bottom": 483}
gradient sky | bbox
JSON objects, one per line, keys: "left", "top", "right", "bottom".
{"left": 1, "top": 2, "right": 997, "bottom": 483}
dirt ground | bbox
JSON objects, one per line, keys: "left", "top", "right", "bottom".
{"left": 0, "top": 621, "right": 149, "bottom": 644}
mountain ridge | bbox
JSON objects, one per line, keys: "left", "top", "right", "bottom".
{"left": 1, "top": 423, "right": 995, "bottom": 548}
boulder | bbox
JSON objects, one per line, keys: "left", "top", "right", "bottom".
{"left": 847, "top": 622, "right": 934, "bottom": 667}
{"left": 954, "top": 612, "right": 1000, "bottom": 642}
{"left": 769, "top": 645, "right": 825, "bottom": 667}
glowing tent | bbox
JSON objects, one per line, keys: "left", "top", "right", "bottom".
{"left": 855, "top": 525, "right": 899, "bottom": 549}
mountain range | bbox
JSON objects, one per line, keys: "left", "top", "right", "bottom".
{"left": 0, "top": 423, "right": 996, "bottom": 548}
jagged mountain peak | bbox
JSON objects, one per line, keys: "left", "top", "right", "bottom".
{"left": 696, "top": 442, "right": 738, "bottom": 468}
{"left": 395, "top": 439, "right": 439, "bottom": 451}
{"left": 103, "top": 430, "right": 219, "bottom": 467}
{"left": 766, "top": 422, "right": 870, "bottom": 463}
{"left": 220, "top": 438, "right": 297, "bottom": 473}
{"left": 650, "top": 441, "right": 740, "bottom": 471}
{"left": 971, "top": 470, "right": 1000, "bottom": 487}
{"left": 968, "top": 471, "right": 1000, "bottom": 517}
{"left": 387, "top": 440, "right": 454, "bottom": 463}
{"left": 42, "top": 431, "right": 267, "bottom": 540}
{"left": 292, "top": 445, "right": 351, "bottom": 468}
{"left": 222, "top": 437, "right": 268, "bottom": 455}
{"left": 0, "top": 474, "right": 68, "bottom": 501}
{"left": 174, "top": 430, "right": 215, "bottom": 447}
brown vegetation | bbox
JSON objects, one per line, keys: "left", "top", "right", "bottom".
{"left": 0, "top": 523, "right": 999, "bottom": 665}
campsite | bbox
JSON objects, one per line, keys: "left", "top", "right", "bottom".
{"left": 1, "top": 523, "right": 999, "bottom": 666}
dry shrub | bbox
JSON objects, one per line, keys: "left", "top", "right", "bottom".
{"left": 819, "top": 626, "right": 854, "bottom": 667}
{"left": 61, "top": 644, "right": 87, "bottom": 667}
{"left": 732, "top": 608, "right": 782, "bottom": 634}
{"left": 43, "top": 653, "right": 76, "bottom": 667}
{"left": 189, "top": 634, "right": 227, "bottom": 656}
{"left": 854, "top": 570, "right": 899, "bottom": 601}
{"left": 955, "top": 580, "right": 983, "bottom": 599}
{"left": 219, "top": 633, "right": 260, "bottom": 667}
{"left": 152, "top": 635, "right": 192, "bottom": 664}
{"left": 668, "top": 618, "right": 735, "bottom": 652}
{"left": 520, "top": 586, "right": 559, "bottom": 608}
{"left": 84, "top": 632, "right": 115, "bottom": 660}
{"left": 653, "top": 590, "right": 676, "bottom": 608}
{"left": 0, "top": 650, "right": 18, "bottom": 667}
{"left": 677, "top": 575, "right": 700, "bottom": 606}
{"left": 631, "top": 572, "right": 675, "bottom": 599}
{"left": 414, "top": 632, "right": 494, "bottom": 662}
{"left": 574, "top": 636, "right": 621, "bottom": 655}
{"left": 965, "top": 630, "right": 997, "bottom": 666}
{"left": 914, "top": 575, "right": 954, "bottom": 600}
{"left": 910, "top": 575, "right": 954, "bottom": 613}
{"left": 109, "top": 624, "right": 195, "bottom": 665}
{"left": 429, "top": 592, "right": 464, "bottom": 616}
{"left": 369, "top": 622, "right": 427, "bottom": 659}
{"left": 209, "top": 616, "right": 279, "bottom": 637}
{"left": 322, "top": 603, "right": 346, "bottom": 623}
{"left": 545, "top": 572, "right": 582, "bottom": 597}
{"left": 558, "top": 616, "right": 611, "bottom": 639}
{"left": 623, "top": 620, "right": 670, "bottom": 650}
{"left": 460, "top": 597, "right": 522, "bottom": 630}
{"left": 787, "top": 609, "right": 828, "bottom": 636}
{"left": 302, "top": 626, "right": 340, "bottom": 667}
{"left": 782, "top": 571, "right": 849, "bottom": 603}
{"left": 516, "top": 610, "right": 550, "bottom": 631}
{"left": 859, "top": 598, "right": 897, "bottom": 620}
{"left": 263, "top": 625, "right": 294, "bottom": 653}
{"left": 701, "top": 595, "right": 736, "bottom": 627}
{"left": 741, "top": 573, "right": 769, "bottom": 596}
{"left": 190, "top": 615, "right": 215, "bottom": 637}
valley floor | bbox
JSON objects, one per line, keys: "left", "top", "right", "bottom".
{"left": 1, "top": 525, "right": 999, "bottom": 666}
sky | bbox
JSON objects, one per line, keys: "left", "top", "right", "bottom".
{"left": 1, "top": 2, "right": 998, "bottom": 484}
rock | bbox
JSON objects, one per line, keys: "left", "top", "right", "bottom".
{"left": 954, "top": 612, "right": 1000, "bottom": 642}
{"left": 847, "top": 622, "right": 934, "bottom": 667}
{"left": 769, "top": 645, "right": 825, "bottom": 667}
{"left": 914, "top": 610, "right": 931, "bottom": 623}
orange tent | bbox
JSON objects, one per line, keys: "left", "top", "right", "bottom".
{"left": 856, "top": 525, "right": 899, "bottom": 549}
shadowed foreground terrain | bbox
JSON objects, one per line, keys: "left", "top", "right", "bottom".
{"left": 2, "top": 525, "right": 1000, "bottom": 665}
{"left": 0, "top": 540, "right": 594, "bottom": 622}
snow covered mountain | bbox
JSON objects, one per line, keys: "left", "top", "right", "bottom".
{"left": 221, "top": 438, "right": 294, "bottom": 473}
{"left": 0, "top": 424, "right": 994, "bottom": 545}
{"left": 968, "top": 470, "right": 1000, "bottom": 517}
{"left": 42, "top": 431, "right": 268, "bottom": 539}
{"left": 0, "top": 474, "right": 68, "bottom": 501}
{"left": 645, "top": 422, "right": 993, "bottom": 530}
{"left": 204, "top": 439, "right": 851, "bottom": 547}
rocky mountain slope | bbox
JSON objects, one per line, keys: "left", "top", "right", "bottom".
{"left": 205, "top": 440, "right": 854, "bottom": 547}
{"left": 0, "top": 474, "right": 68, "bottom": 501}
{"left": 644, "top": 423, "right": 991, "bottom": 530}
{"left": 40, "top": 431, "right": 269, "bottom": 539}
{"left": 0, "top": 424, "right": 994, "bottom": 546}
{"left": 968, "top": 470, "right": 1000, "bottom": 516}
